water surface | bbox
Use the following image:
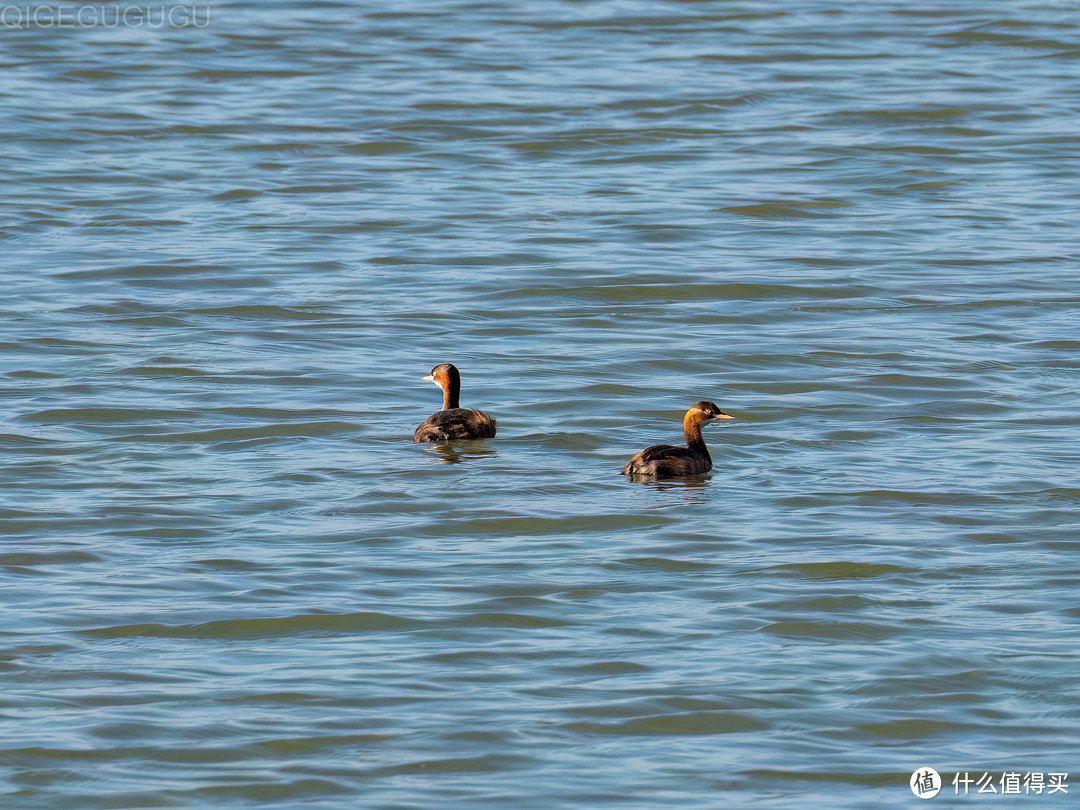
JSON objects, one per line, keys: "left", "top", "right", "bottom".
{"left": 2, "top": 1, "right": 1079, "bottom": 807}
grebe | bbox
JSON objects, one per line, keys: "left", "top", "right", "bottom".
{"left": 413, "top": 363, "right": 497, "bottom": 443}
{"left": 622, "top": 400, "right": 733, "bottom": 477}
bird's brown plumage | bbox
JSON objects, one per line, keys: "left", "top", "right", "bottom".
{"left": 622, "top": 400, "right": 732, "bottom": 478}
{"left": 413, "top": 363, "right": 497, "bottom": 442}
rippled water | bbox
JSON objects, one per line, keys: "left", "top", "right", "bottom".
{"left": 3, "top": 1, "right": 1079, "bottom": 807}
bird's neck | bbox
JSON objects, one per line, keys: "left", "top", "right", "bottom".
{"left": 441, "top": 377, "right": 460, "bottom": 410}
{"left": 683, "top": 414, "right": 710, "bottom": 460}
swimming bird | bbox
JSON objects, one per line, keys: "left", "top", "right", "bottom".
{"left": 413, "top": 363, "right": 497, "bottom": 442}
{"left": 622, "top": 400, "right": 733, "bottom": 477}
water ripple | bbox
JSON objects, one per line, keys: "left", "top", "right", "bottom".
{"left": 3, "top": 1, "right": 1079, "bottom": 808}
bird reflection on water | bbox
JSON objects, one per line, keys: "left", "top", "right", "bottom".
{"left": 637, "top": 475, "right": 712, "bottom": 505}
{"left": 426, "top": 442, "right": 498, "bottom": 465}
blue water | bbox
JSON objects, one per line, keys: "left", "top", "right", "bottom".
{"left": 2, "top": 1, "right": 1079, "bottom": 807}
